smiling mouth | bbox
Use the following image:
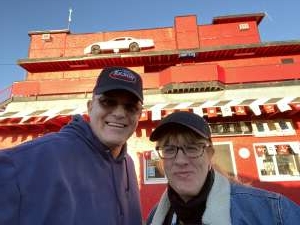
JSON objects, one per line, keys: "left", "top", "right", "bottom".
{"left": 106, "top": 122, "right": 126, "bottom": 128}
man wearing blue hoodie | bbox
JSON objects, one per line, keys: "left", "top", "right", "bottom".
{"left": 0, "top": 67, "right": 143, "bottom": 225}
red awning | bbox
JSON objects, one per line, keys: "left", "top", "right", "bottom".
{"left": 0, "top": 96, "right": 299, "bottom": 128}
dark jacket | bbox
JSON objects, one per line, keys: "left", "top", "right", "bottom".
{"left": 0, "top": 115, "right": 142, "bottom": 225}
{"left": 147, "top": 171, "right": 300, "bottom": 225}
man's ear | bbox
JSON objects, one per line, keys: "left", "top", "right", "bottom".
{"left": 138, "top": 110, "right": 142, "bottom": 119}
{"left": 207, "top": 145, "right": 215, "bottom": 158}
{"left": 87, "top": 100, "right": 93, "bottom": 114}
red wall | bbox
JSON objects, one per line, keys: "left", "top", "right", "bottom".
{"left": 174, "top": 15, "right": 199, "bottom": 49}
{"left": 199, "top": 21, "right": 261, "bottom": 47}
{"left": 13, "top": 59, "right": 300, "bottom": 97}
{"left": 159, "top": 64, "right": 223, "bottom": 86}
{"left": 27, "top": 15, "right": 261, "bottom": 60}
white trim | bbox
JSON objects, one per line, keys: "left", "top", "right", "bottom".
{"left": 173, "top": 102, "right": 194, "bottom": 109}
{"left": 290, "top": 143, "right": 300, "bottom": 154}
{"left": 276, "top": 97, "right": 295, "bottom": 112}
{"left": 199, "top": 100, "right": 219, "bottom": 108}
{"left": 249, "top": 98, "right": 269, "bottom": 115}
{"left": 150, "top": 103, "right": 169, "bottom": 121}
{"left": 192, "top": 106, "right": 204, "bottom": 117}
{"left": 252, "top": 120, "right": 295, "bottom": 137}
{"left": 220, "top": 105, "right": 232, "bottom": 117}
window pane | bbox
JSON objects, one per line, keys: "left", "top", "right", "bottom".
{"left": 256, "top": 122, "right": 265, "bottom": 132}
{"left": 278, "top": 120, "right": 288, "bottom": 130}
{"left": 145, "top": 154, "right": 165, "bottom": 180}
{"left": 241, "top": 122, "right": 252, "bottom": 133}
{"left": 262, "top": 156, "right": 276, "bottom": 175}
{"left": 254, "top": 142, "right": 300, "bottom": 180}
{"left": 276, "top": 155, "right": 297, "bottom": 175}
{"left": 212, "top": 143, "right": 235, "bottom": 177}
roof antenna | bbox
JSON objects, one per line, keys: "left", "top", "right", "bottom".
{"left": 265, "top": 11, "right": 273, "bottom": 22}
{"left": 67, "top": 8, "right": 73, "bottom": 30}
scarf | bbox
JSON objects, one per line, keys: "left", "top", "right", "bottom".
{"left": 164, "top": 169, "right": 215, "bottom": 224}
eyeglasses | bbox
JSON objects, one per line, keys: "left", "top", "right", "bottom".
{"left": 96, "top": 96, "right": 142, "bottom": 114}
{"left": 155, "top": 142, "right": 211, "bottom": 159}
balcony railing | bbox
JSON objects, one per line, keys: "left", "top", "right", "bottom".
{"left": 0, "top": 85, "right": 12, "bottom": 106}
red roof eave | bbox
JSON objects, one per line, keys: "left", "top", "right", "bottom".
{"left": 18, "top": 41, "right": 300, "bottom": 73}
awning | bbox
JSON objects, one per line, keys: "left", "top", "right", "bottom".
{"left": 0, "top": 96, "right": 299, "bottom": 126}
{"left": 0, "top": 99, "right": 88, "bottom": 126}
{"left": 144, "top": 96, "right": 300, "bottom": 120}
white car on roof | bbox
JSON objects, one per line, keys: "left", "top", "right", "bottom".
{"left": 84, "top": 37, "right": 154, "bottom": 54}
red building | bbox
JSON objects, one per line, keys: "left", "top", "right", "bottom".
{"left": 0, "top": 12, "right": 300, "bottom": 219}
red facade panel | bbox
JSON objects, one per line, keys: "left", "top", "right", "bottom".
{"left": 174, "top": 15, "right": 199, "bottom": 49}
{"left": 199, "top": 21, "right": 261, "bottom": 47}
{"left": 159, "top": 64, "right": 222, "bottom": 86}
{"left": 225, "top": 63, "right": 300, "bottom": 84}
{"left": 12, "top": 79, "right": 95, "bottom": 96}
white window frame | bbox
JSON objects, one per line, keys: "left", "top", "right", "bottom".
{"left": 252, "top": 119, "right": 295, "bottom": 137}
{"left": 143, "top": 150, "right": 167, "bottom": 184}
{"left": 210, "top": 121, "right": 253, "bottom": 137}
{"left": 213, "top": 142, "right": 238, "bottom": 177}
{"left": 253, "top": 141, "right": 300, "bottom": 182}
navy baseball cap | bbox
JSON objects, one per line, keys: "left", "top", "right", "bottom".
{"left": 93, "top": 66, "right": 143, "bottom": 102}
{"left": 150, "top": 111, "right": 211, "bottom": 141}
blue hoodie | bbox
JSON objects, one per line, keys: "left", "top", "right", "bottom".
{"left": 0, "top": 115, "right": 142, "bottom": 225}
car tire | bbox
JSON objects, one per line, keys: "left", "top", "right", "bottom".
{"left": 129, "top": 42, "right": 140, "bottom": 52}
{"left": 91, "top": 45, "right": 101, "bottom": 54}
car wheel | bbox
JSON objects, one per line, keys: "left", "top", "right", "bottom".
{"left": 129, "top": 42, "right": 140, "bottom": 52}
{"left": 91, "top": 45, "right": 101, "bottom": 54}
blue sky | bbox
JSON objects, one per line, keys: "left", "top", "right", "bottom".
{"left": 0, "top": 0, "right": 300, "bottom": 92}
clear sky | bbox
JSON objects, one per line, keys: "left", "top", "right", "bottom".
{"left": 1, "top": 0, "right": 300, "bottom": 92}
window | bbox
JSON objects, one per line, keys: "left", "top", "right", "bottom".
{"left": 144, "top": 151, "right": 167, "bottom": 184}
{"left": 239, "top": 23, "right": 250, "bottom": 31}
{"left": 254, "top": 142, "right": 300, "bottom": 181}
{"left": 210, "top": 121, "right": 252, "bottom": 136}
{"left": 278, "top": 120, "right": 288, "bottom": 130}
{"left": 212, "top": 142, "right": 237, "bottom": 177}
{"left": 256, "top": 122, "right": 265, "bottom": 132}
{"left": 252, "top": 120, "right": 295, "bottom": 137}
{"left": 281, "top": 58, "right": 294, "bottom": 64}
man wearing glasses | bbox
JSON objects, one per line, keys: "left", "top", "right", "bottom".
{"left": 146, "top": 111, "right": 300, "bottom": 225}
{"left": 0, "top": 67, "right": 143, "bottom": 225}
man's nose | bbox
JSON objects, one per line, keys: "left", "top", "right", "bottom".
{"left": 174, "top": 148, "right": 189, "bottom": 163}
{"left": 113, "top": 103, "right": 127, "bottom": 115}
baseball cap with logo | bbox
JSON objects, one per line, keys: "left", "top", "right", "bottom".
{"left": 150, "top": 111, "right": 211, "bottom": 141}
{"left": 93, "top": 66, "right": 143, "bottom": 102}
